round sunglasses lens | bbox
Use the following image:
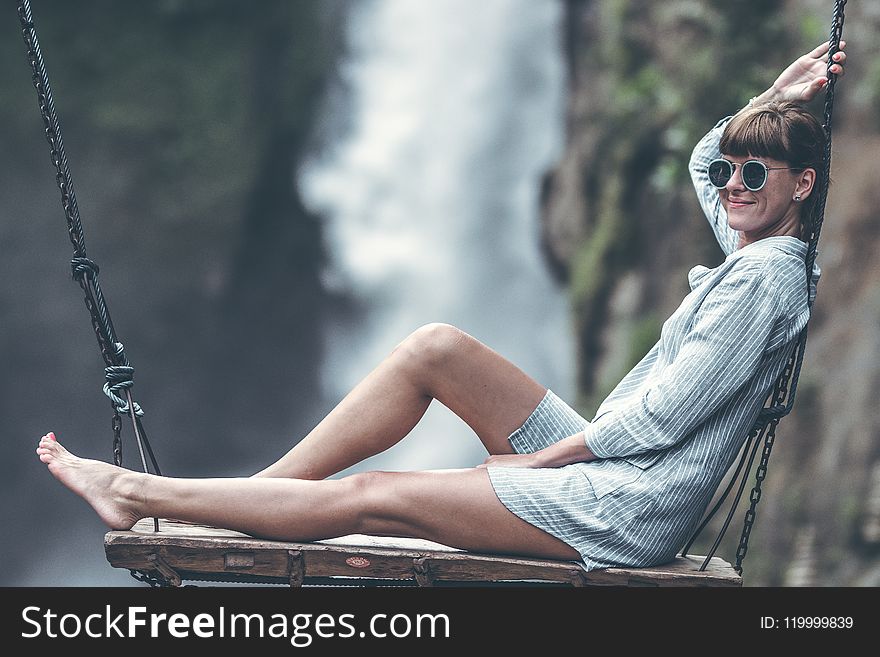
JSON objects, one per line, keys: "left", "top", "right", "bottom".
{"left": 741, "top": 161, "right": 767, "bottom": 190}
{"left": 708, "top": 160, "right": 731, "bottom": 188}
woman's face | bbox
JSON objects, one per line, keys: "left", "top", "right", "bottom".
{"left": 718, "top": 153, "right": 811, "bottom": 239}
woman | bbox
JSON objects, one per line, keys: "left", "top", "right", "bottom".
{"left": 37, "top": 41, "right": 846, "bottom": 571}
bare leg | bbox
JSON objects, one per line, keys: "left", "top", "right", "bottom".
{"left": 37, "top": 435, "right": 580, "bottom": 561}
{"left": 254, "top": 323, "right": 547, "bottom": 480}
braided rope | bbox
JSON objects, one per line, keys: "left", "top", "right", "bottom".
{"left": 17, "top": 0, "right": 158, "bottom": 480}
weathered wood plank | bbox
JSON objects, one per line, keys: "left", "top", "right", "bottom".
{"left": 104, "top": 519, "right": 742, "bottom": 587}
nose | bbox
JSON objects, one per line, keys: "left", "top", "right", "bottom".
{"left": 725, "top": 163, "right": 746, "bottom": 192}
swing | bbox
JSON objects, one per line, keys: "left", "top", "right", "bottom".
{"left": 17, "top": 0, "right": 846, "bottom": 587}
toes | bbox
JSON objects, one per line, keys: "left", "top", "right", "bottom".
{"left": 37, "top": 433, "right": 70, "bottom": 462}
{"left": 38, "top": 436, "right": 61, "bottom": 456}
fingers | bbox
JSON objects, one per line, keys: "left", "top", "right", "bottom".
{"left": 805, "top": 77, "right": 829, "bottom": 100}
{"left": 829, "top": 48, "right": 846, "bottom": 76}
{"left": 816, "top": 42, "right": 846, "bottom": 77}
{"left": 809, "top": 39, "right": 846, "bottom": 61}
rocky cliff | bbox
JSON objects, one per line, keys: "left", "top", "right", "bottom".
{"left": 542, "top": 0, "right": 880, "bottom": 585}
{"left": 543, "top": 0, "right": 880, "bottom": 585}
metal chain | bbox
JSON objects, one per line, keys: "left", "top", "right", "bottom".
{"left": 734, "top": 334, "right": 806, "bottom": 575}
{"left": 734, "top": 422, "right": 777, "bottom": 572}
{"left": 129, "top": 569, "right": 170, "bottom": 588}
{"left": 112, "top": 411, "right": 123, "bottom": 467}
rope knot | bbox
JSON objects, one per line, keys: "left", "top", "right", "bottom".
{"left": 103, "top": 364, "right": 144, "bottom": 417}
{"left": 71, "top": 256, "right": 99, "bottom": 281}
{"left": 112, "top": 341, "right": 126, "bottom": 361}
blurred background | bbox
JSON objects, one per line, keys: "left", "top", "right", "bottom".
{"left": 1, "top": 0, "right": 877, "bottom": 587}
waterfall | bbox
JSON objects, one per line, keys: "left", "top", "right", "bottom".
{"left": 301, "top": 0, "right": 573, "bottom": 473}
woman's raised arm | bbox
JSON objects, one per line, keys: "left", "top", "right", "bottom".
{"left": 751, "top": 40, "right": 846, "bottom": 106}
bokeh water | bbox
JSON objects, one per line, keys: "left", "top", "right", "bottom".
{"left": 301, "top": 0, "right": 573, "bottom": 475}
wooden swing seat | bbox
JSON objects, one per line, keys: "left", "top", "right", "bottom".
{"left": 104, "top": 519, "right": 742, "bottom": 587}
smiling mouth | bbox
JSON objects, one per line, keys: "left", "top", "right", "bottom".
{"left": 727, "top": 199, "right": 755, "bottom": 209}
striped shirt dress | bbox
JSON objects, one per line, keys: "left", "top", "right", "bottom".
{"left": 486, "top": 115, "right": 822, "bottom": 570}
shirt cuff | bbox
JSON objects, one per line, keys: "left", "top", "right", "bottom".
{"left": 583, "top": 413, "right": 613, "bottom": 459}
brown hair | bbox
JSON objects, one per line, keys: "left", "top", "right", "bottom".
{"left": 720, "top": 101, "right": 826, "bottom": 239}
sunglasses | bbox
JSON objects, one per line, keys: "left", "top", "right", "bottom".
{"left": 707, "top": 158, "right": 801, "bottom": 192}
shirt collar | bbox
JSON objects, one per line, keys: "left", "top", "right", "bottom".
{"left": 726, "top": 235, "right": 808, "bottom": 262}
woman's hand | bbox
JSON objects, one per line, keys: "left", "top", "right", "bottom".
{"left": 477, "top": 433, "right": 598, "bottom": 470}
{"left": 756, "top": 40, "right": 846, "bottom": 105}
{"left": 477, "top": 453, "right": 542, "bottom": 469}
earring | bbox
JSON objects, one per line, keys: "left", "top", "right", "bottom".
{"left": 794, "top": 194, "right": 802, "bottom": 202}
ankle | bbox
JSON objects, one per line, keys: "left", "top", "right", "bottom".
{"left": 111, "top": 470, "right": 148, "bottom": 518}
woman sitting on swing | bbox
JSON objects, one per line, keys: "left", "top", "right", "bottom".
{"left": 37, "top": 41, "right": 845, "bottom": 572}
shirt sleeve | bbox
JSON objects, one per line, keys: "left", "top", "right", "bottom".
{"left": 584, "top": 262, "right": 782, "bottom": 459}
{"left": 688, "top": 116, "right": 739, "bottom": 256}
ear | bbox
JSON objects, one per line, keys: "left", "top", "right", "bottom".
{"left": 794, "top": 167, "right": 817, "bottom": 201}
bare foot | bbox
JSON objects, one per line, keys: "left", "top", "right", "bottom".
{"left": 36, "top": 432, "right": 144, "bottom": 530}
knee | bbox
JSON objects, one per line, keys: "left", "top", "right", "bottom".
{"left": 341, "top": 471, "right": 409, "bottom": 536}
{"left": 393, "top": 323, "right": 468, "bottom": 374}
